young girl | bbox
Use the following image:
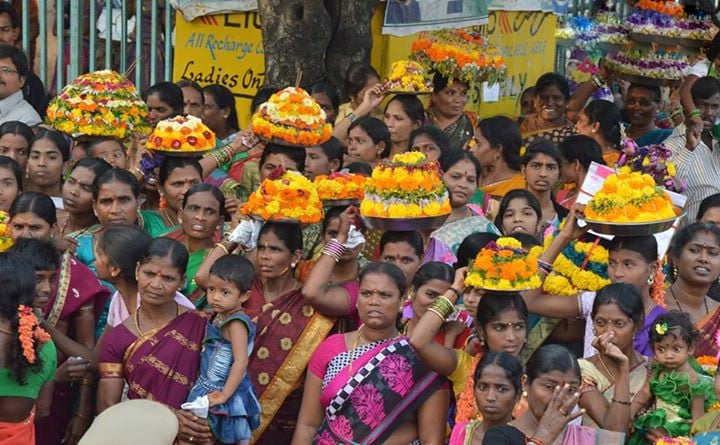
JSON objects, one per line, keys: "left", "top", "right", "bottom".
{"left": 493, "top": 189, "right": 542, "bottom": 240}
{"left": 629, "top": 311, "right": 715, "bottom": 444}
{"left": 186, "top": 254, "right": 261, "bottom": 444}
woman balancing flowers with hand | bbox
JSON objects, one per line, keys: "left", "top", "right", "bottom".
{"left": 410, "top": 238, "right": 537, "bottom": 429}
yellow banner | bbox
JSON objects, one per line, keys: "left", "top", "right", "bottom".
{"left": 173, "top": 12, "right": 265, "bottom": 128}
{"left": 173, "top": 10, "right": 556, "bottom": 127}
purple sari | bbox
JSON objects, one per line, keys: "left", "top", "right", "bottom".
{"left": 98, "top": 310, "right": 208, "bottom": 408}
{"left": 314, "top": 337, "right": 444, "bottom": 445}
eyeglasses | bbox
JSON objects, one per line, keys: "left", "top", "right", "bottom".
{"left": 0, "top": 66, "right": 18, "bottom": 75}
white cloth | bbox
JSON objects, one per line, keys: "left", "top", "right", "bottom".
{"left": 688, "top": 59, "right": 711, "bottom": 78}
{"left": 228, "top": 219, "right": 262, "bottom": 250}
{"left": 344, "top": 225, "right": 365, "bottom": 249}
{"left": 0, "top": 90, "right": 41, "bottom": 126}
{"left": 581, "top": 291, "right": 597, "bottom": 358}
{"left": 664, "top": 124, "right": 720, "bottom": 222}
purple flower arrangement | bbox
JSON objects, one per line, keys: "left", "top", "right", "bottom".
{"left": 605, "top": 50, "right": 689, "bottom": 80}
{"left": 616, "top": 139, "right": 686, "bottom": 193}
{"left": 627, "top": 9, "right": 714, "bottom": 40}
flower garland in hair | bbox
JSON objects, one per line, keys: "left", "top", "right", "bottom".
{"left": 455, "top": 354, "right": 482, "bottom": 423}
{"left": 18, "top": 305, "right": 51, "bottom": 364}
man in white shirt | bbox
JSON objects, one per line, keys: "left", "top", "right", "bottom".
{"left": 0, "top": 43, "right": 40, "bottom": 126}
{"left": 664, "top": 77, "right": 720, "bottom": 222}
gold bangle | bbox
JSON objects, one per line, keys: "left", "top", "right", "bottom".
{"left": 426, "top": 307, "right": 447, "bottom": 322}
{"left": 74, "top": 412, "right": 90, "bottom": 421}
{"left": 80, "top": 377, "right": 94, "bottom": 386}
{"left": 130, "top": 167, "right": 144, "bottom": 182}
{"left": 215, "top": 243, "right": 229, "bottom": 255}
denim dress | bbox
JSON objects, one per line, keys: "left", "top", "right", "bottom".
{"left": 187, "top": 313, "right": 261, "bottom": 443}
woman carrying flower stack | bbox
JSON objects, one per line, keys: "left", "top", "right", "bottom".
{"left": 410, "top": 237, "right": 536, "bottom": 425}
{"left": 426, "top": 73, "right": 476, "bottom": 151}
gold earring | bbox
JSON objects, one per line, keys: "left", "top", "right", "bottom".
{"left": 522, "top": 390, "right": 528, "bottom": 398}
{"left": 673, "top": 266, "right": 678, "bottom": 279}
{"left": 647, "top": 274, "right": 654, "bottom": 286}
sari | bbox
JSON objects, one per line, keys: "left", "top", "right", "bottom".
{"left": 427, "top": 110, "right": 476, "bottom": 151}
{"left": 424, "top": 211, "right": 500, "bottom": 264}
{"left": 520, "top": 119, "right": 575, "bottom": 145}
{"left": 246, "top": 279, "right": 334, "bottom": 443}
{"left": 98, "top": 310, "right": 208, "bottom": 409}
{"left": 602, "top": 151, "right": 620, "bottom": 168}
{"left": 479, "top": 174, "right": 526, "bottom": 220}
{"left": 578, "top": 357, "right": 649, "bottom": 428}
{"left": 633, "top": 127, "right": 673, "bottom": 146}
{"left": 0, "top": 411, "right": 36, "bottom": 445}
{"left": 311, "top": 335, "right": 445, "bottom": 444}
{"left": 35, "top": 252, "right": 110, "bottom": 445}
{"left": 692, "top": 410, "right": 720, "bottom": 444}
{"left": 695, "top": 307, "right": 720, "bottom": 357}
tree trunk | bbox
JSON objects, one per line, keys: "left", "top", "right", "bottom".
{"left": 257, "top": 0, "right": 377, "bottom": 96}
{"left": 257, "top": 0, "right": 333, "bottom": 88}
{"left": 324, "top": 0, "right": 377, "bottom": 98}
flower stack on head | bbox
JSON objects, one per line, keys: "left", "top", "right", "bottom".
{"left": 464, "top": 237, "right": 543, "bottom": 291}
{"left": 584, "top": 170, "right": 677, "bottom": 222}
{"left": 542, "top": 228, "right": 611, "bottom": 296}
{"left": 0, "top": 210, "right": 12, "bottom": 252}
{"left": 616, "top": 139, "right": 686, "bottom": 193}
{"left": 46, "top": 69, "right": 151, "bottom": 139}
{"left": 250, "top": 87, "right": 332, "bottom": 147}
{"left": 554, "top": 16, "right": 599, "bottom": 50}
{"left": 314, "top": 172, "right": 367, "bottom": 204}
{"left": 240, "top": 169, "right": 324, "bottom": 224}
{"left": 360, "top": 152, "right": 451, "bottom": 219}
{"left": 410, "top": 28, "right": 507, "bottom": 85}
{"left": 147, "top": 115, "right": 216, "bottom": 155}
{"left": 382, "top": 60, "right": 432, "bottom": 94}
{"left": 595, "top": 12, "right": 630, "bottom": 44}
{"left": 604, "top": 50, "right": 689, "bottom": 82}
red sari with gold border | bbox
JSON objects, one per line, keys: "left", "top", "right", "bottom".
{"left": 245, "top": 278, "right": 334, "bottom": 443}
{"left": 98, "top": 310, "right": 208, "bottom": 408}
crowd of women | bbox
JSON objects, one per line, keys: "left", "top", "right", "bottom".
{"left": 1, "top": 30, "right": 720, "bottom": 445}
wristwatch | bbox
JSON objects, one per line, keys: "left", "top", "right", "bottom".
{"left": 346, "top": 112, "right": 358, "bottom": 124}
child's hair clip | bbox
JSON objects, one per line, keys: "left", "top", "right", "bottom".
{"left": 654, "top": 322, "right": 668, "bottom": 335}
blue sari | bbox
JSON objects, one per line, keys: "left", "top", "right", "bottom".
{"left": 633, "top": 127, "right": 673, "bottom": 146}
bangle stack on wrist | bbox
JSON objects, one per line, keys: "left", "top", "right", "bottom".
{"left": 427, "top": 295, "right": 455, "bottom": 321}
{"left": 688, "top": 109, "right": 702, "bottom": 119}
{"left": 206, "top": 145, "right": 234, "bottom": 166}
{"left": 322, "top": 239, "right": 347, "bottom": 262}
{"left": 214, "top": 243, "right": 230, "bottom": 255}
{"left": 537, "top": 260, "right": 553, "bottom": 275}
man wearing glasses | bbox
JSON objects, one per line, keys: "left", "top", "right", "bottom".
{"left": 0, "top": 2, "right": 48, "bottom": 118}
{"left": 0, "top": 43, "right": 40, "bottom": 126}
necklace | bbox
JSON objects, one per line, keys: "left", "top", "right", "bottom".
{"left": 161, "top": 209, "right": 178, "bottom": 227}
{"left": 670, "top": 284, "right": 709, "bottom": 317}
{"left": 597, "top": 354, "right": 615, "bottom": 381}
{"left": 134, "top": 303, "right": 180, "bottom": 336}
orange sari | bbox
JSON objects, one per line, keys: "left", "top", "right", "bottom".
{"left": 0, "top": 410, "right": 35, "bottom": 445}
{"left": 480, "top": 174, "right": 526, "bottom": 219}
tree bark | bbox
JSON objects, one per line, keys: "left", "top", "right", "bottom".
{"left": 257, "top": 0, "right": 333, "bottom": 88}
{"left": 257, "top": 0, "right": 377, "bottom": 96}
{"left": 324, "top": 0, "right": 377, "bottom": 98}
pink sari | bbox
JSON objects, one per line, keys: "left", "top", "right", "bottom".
{"left": 313, "top": 336, "right": 444, "bottom": 444}
{"left": 98, "top": 310, "right": 208, "bottom": 408}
